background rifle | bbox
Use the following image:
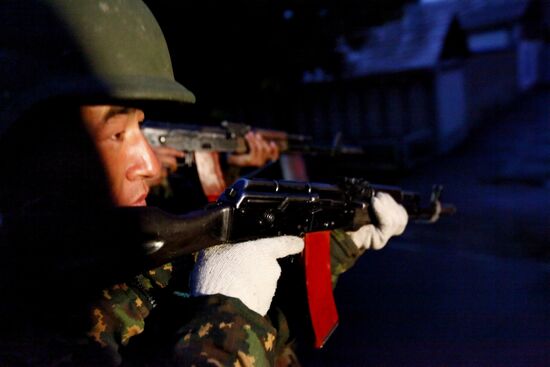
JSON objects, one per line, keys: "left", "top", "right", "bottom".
{"left": 142, "top": 120, "right": 364, "bottom": 166}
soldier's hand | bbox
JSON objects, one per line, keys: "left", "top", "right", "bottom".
{"left": 190, "top": 236, "right": 304, "bottom": 316}
{"left": 147, "top": 146, "right": 185, "bottom": 187}
{"left": 347, "top": 192, "right": 408, "bottom": 250}
{"left": 226, "top": 132, "right": 279, "bottom": 168}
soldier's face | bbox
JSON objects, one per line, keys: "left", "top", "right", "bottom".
{"left": 80, "top": 105, "right": 160, "bottom": 206}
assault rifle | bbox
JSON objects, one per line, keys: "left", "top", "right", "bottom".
{"left": 142, "top": 120, "right": 364, "bottom": 165}
{"left": 134, "top": 177, "right": 453, "bottom": 259}
{"left": 123, "top": 177, "right": 455, "bottom": 347}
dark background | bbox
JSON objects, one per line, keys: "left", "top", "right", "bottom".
{"left": 144, "top": 0, "right": 413, "bottom": 126}
{"left": 143, "top": 1, "right": 550, "bottom": 365}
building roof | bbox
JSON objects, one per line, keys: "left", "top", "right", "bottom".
{"left": 341, "top": 0, "right": 534, "bottom": 78}
{"left": 343, "top": 4, "right": 463, "bottom": 77}
{"left": 458, "top": 0, "right": 532, "bottom": 30}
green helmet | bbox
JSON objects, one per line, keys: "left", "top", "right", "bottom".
{"left": 0, "top": 0, "right": 195, "bottom": 134}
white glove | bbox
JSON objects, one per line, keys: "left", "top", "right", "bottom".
{"left": 190, "top": 236, "right": 304, "bottom": 316}
{"left": 347, "top": 192, "right": 408, "bottom": 250}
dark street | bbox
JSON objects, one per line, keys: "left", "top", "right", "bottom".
{"left": 299, "top": 89, "right": 550, "bottom": 366}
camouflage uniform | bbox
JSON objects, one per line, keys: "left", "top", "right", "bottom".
{"left": 86, "top": 264, "right": 175, "bottom": 365}
{"left": 85, "top": 229, "right": 362, "bottom": 366}
{"left": 330, "top": 229, "right": 366, "bottom": 287}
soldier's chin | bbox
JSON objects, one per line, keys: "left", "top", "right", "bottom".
{"left": 114, "top": 194, "right": 147, "bottom": 207}
{"left": 132, "top": 199, "right": 147, "bottom": 207}
{"left": 128, "top": 196, "right": 148, "bottom": 207}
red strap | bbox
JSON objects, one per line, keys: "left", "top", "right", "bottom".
{"left": 195, "top": 152, "right": 226, "bottom": 202}
{"left": 304, "top": 231, "right": 339, "bottom": 348}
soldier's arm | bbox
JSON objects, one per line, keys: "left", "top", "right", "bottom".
{"left": 330, "top": 229, "right": 367, "bottom": 287}
{"left": 82, "top": 264, "right": 281, "bottom": 366}
{"left": 172, "top": 294, "right": 280, "bottom": 366}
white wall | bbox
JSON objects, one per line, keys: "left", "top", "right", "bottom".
{"left": 517, "top": 40, "right": 542, "bottom": 91}
{"left": 436, "top": 68, "right": 467, "bottom": 153}
{"left": 541, "top": 44, "right": 550, "bottom": 84}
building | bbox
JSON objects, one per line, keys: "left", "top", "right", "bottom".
{"left": 298, "top": 3, "right": 469, "bottom": 170}
{"left": 296, "top": 0, "right": 546, "bottom": 171}
{"left": 458, "top": 0, "right": 546, "bottom": 123}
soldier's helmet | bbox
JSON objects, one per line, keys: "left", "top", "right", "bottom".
{"left": 0, "top": 0, "right": 195, "bottom": 135}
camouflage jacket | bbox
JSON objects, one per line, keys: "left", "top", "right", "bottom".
{"left": 82, "top": 229, "right": 364, "bottom": 366}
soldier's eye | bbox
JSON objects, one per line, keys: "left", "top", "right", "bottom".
{"left": 111, "top": 131, "right": 125, "bottom": 141}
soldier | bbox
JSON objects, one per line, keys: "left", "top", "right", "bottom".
{"left": 0, "top": 0, "right": 407, "bottom": 365}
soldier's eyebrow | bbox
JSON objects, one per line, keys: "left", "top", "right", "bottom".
{"left": 103, "top": 106, "right": 135, "bottom": 123}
